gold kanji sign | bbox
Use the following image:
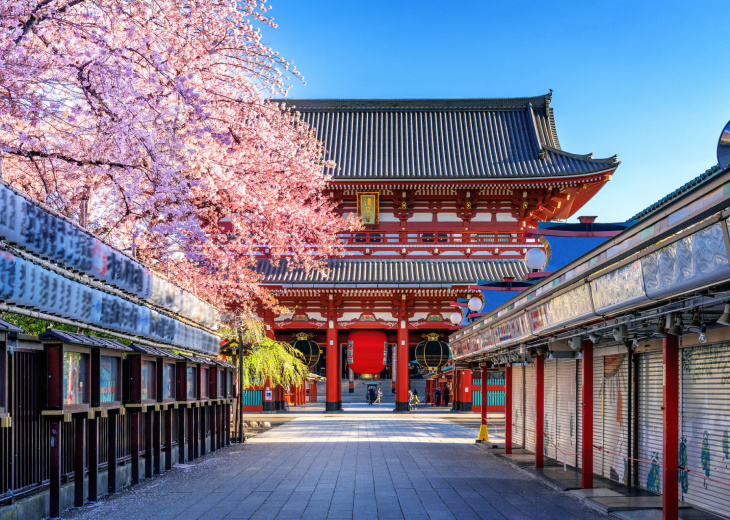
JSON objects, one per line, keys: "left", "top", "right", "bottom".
{"left": 357, "top": 192, "right": 379, "bottom": 226}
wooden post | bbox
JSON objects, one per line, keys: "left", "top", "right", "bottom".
{"left": 225, "top": 402, "right": 231, "bottom": 445}
{"left": 582, "top": 339, "right": 594, "bottom": 489}
{"left": 505, "top": 363, "right": 513, "bottom": 454}
{"left": 131, "top": 411, "right": 140, "bottom": 484}
{"left": 200, "top": 405, "right": 207, "bottom": 456}
{"left": 178, "top": 407, "right": 186, "bottom": 463}
{"left": 164, "top": 408, "right": 173, "bottom": 471}
{"left": 88, "top": 416, "right": 98, "bottom": 502}
{"left": 108, "top": 412, "right": 118, "bottom": 493}
{"left": 211, "top": 405, "right": 216, "bottom": 450}
{"left": 144, "top": 410, "right": 152, "bottom": 479}
{"left": 663, "top": 334, "right": 679, "bottom": 519}
{"left": 535, "top": 352, "right": 544, "bottom": 469}
{"left": 74, "top": 416, "right": 86, "bottom": 507}
{"left": 49, "top": 421, "right": 61, "bottom": 518}
{"left": 153, "top": 408, "right": 161, "bottom": 475}
{"left": 188, "top": 407, "right": 195, "bottom": 461}
{"left": 192, "top": 406, "right": 199, "bottom": 459}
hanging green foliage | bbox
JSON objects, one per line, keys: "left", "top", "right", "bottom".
{"left": 236, "top": 315, "right": 309, "bottom": 389}
{"left": 1, "top": 312, "right": 131, "bottom": 345}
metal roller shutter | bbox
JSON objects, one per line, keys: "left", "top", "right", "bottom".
{"left": 599, "top": 351, "right": 630, "bottom": 484}
{"left": 557, "top": 358, "right": 579, "bottom": 468}
{"left": 512, "top": 364, "right": 525, "bottom": 448}
{"left": 577, "top": 361, "right": 582, "bottom": 467}
{"left": 544, "top": 359, "right": 558, "bottom": 461}
{"left": 638, "top": 351, "right": 663, "bottom": 493}
{"left": 594, "top": 354, "right": 604, "bottom": 478}
{"left": 525, "top": 363, "right": 536, "bottom": 453}
{"left": 680, "top": 345, "right": 730, "bottom": 516}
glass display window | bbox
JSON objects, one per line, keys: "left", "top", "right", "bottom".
{"left": 226, "top": 371, "right": 233, "bottom": 398}
{"left": 200, "top": 367, "right": 209, "bottom": 399}
{"left": 186, "top": 366, "right": 195, "bottom": 399}
{"left": 163, "top": 363, "right": 175, "bottom": 401}
{"left": 141, "top": 360, "right": 156, "bottom": 401}
{"left": 100, "top": 355, "right": 121, "bottom": 403}
{"left": 63, "top": 350, "right": 90, "bottom": 406}
{"left": 218, "top": 369, "right": 225, "bottom": 398}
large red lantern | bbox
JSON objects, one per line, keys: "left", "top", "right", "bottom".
{"left": 347, "top": 330, "right": 387, "bottom": 376}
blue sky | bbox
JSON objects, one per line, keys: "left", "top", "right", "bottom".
{"left": 261, "top": 1, "right": 730, "bottom": 222}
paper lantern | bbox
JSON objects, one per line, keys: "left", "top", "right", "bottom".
{"left": 347, "top": 330, "right": 387, "bottom": 376}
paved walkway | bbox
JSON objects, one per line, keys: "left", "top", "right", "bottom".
{"left": 63, "top": 405, "right": 607, "bottom": 520}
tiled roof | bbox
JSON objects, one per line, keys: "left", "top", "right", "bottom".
{"left": 128, "top": 343, "right": 184, "bottom": 359}
{"left": 0, "top": 317, "right": 23, "bottom": 333}
{"left": 254, "top": 258, "right": 528, "bottom": 286}
{"left": 629, "top": 164, "right": 723, "bottom": 222}
{"left": 280, "top": 95, "right": 618, "bottom": 180}
{"left": 38, "top": 329, "right": 132, "bottom": 351}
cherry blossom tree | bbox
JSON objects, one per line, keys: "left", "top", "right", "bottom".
{"left": 0, "top": 0, "right": 357, "bottom": 311}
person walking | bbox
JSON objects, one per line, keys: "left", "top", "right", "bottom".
{"left": 408, "top": 389, "right": 414, "bottom": 411}
{"left": 443, "top": 385, "right": 450, "bottom": 407}
{"left": 412, "top": 390, "right": 419, "bottom": 410}
{"left": 376, "top": 387, "right": 382, "bottom": 404}
{"left": 435, "top": 387, "right": 442, "bottom": 407}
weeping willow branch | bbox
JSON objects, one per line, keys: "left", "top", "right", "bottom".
{"left": 235, "top": 313, "right": 309, "bottom": 388}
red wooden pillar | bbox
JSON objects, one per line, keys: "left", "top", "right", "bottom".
{"left": 50, "top": 420, "right": 61, "bottom": 518}
{"left": 131, "top": 411, "right": 140, "bottom": 484}
{"left": 391, "top": 345, "right": 397, "bottom": 394}
{"left": 108, "top": 412, "right": 118, "bottom": 493}
{"left": 477, "top": 366, "right": 489, "bottom": 442}
{"left": 144, "top": 410, "right": 153, "bottom": 478}
{"left": 326, "top": 302, "right": 339, "bottom": 412}
{"left": 396, "top": 297, "right": 409, "bottom": 412}
{"left": 164, "top": 408, "right": 173, "bottom": 470}
{"left": 535, "top": 352, "right": 544, "bottom": 468}
{"left": 505, "top": 363, "right": 512, "bottom": 454}
{"left": 582, "top": 339, "right": 594, "bottom": 489}
{"left": 663, "top": 334, "right": 679, "bottom": 519}
{"left": 153, "top": 408, "right": 161, "bottom": 474}
{"left": 88, "top": 416, "right": 98, "bottom": 501}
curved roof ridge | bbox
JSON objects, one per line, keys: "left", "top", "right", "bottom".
{"left": 542, "top": 144, "right": 619, "bottom": 164}
{"left": 279, "top": 94, "right": 553, "bottom": 112}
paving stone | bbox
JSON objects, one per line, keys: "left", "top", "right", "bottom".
{"left": 61, "top": 408, "right": 611, "bottom": 520}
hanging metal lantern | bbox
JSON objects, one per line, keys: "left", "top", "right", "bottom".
{"left": 415, "top": 333, "right": 450, "bottom": 371}
{"left": 290, "top": 332, "right": 320, "bottom": 367}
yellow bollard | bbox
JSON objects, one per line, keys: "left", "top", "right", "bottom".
{"left": 476, "top": 423, "right": 489, "bottom": 442}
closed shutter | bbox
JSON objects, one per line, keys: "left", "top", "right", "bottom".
{"left": 557, "top": 358, "right": 579, "bottom": 468}
{"left": 577, "top": 361, "right": 583, "bottom": 467}
{"left": 544, "top": 359, "right": 557, "bottom": 461}
{"left": 680, "top": 344, "right": 730, "bottom": 516}
{"left": 525, "top": 363, "right": 536, "bottom": 453}
{"left": 599, "top": 351, "right": 630, "bottom": 484}
{"left": 594, "top": 354, "right": 604, "bottom": 478}
{"left": 512, "top": 364, "right": 525, "bottom": 448}
{"left": 638, "top": 351, "right": 663, "bottom": 493}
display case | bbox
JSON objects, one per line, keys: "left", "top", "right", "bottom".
{"left": 127, "top": 344, "right": 183, "bottom": 406}
{"left": 210, "top": 359, "right": 236, "bottom": 400}
{"left": 177, "top": 355, "right": 201, "bottom": 404}
{"left": 39, "top": 329, "right": 131, "bottom": 414}
{"left": 0, "top": 318, "right": 23, "bottom": 426}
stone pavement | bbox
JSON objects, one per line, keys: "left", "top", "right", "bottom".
{"left": 63, "top": 404, "right": 607, "bottom": 520}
